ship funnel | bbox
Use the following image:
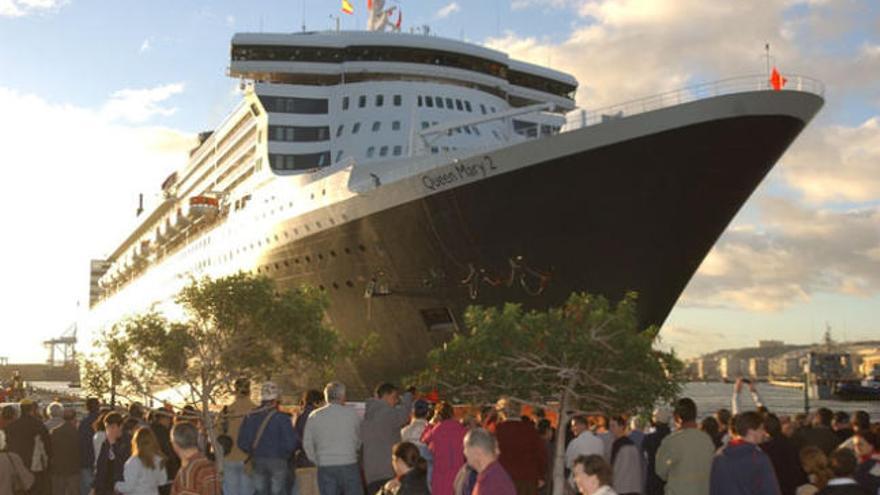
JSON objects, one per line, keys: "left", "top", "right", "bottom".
{"left": 136, "top": 193, "right": 144, "bottom": 217}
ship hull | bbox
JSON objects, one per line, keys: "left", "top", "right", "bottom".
{"left": 255, "top": 92, "right": 822, "bottom": 394}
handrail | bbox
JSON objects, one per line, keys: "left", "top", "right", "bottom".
{"left": 563, "top": 74, "right": 825, "bottom": 131}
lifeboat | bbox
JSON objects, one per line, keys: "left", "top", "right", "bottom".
{"left": 188, "top": 195, "right": 220, "bottom": 219}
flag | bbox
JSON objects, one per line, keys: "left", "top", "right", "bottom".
{"left": 396, "top": 8, "right": 402, "bottom": 29}
{"left": 367, "top": 0, "right": 372, "bottom": 9}
{"left": 770, "top": 67, "right": 787, "bottom": 91}
{"left": 341, "top": 0, "right": 354, "bottom": 15}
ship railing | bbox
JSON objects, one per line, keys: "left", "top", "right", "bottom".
{"left": 562, "top": 74, "right": 825, "bottom": 131}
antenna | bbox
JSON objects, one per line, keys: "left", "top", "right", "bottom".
{"left": 302, "top": 0, "right": 307, "bottom": 32}
{"left": 764, "top": 43, "right": 771, "bottom": 80}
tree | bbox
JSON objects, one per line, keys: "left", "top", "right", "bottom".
{"left": 80, "top": 324, "right": 154, "bottom": 406}
{"left": 117, "top": 271, "right": 367, "bottom": 472}
{"left": 411, "top": 292, "right": 683, "bottom": 495}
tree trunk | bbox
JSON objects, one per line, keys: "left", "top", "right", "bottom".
{"left": 201, "top": 385, "right": 225, "bottom": 488}
{"left": 552, "top": 387, "right": 571, "bottom": 495}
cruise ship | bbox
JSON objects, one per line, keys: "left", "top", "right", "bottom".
{"left": 88, "top": 5, "right": 824, "bottom": 393}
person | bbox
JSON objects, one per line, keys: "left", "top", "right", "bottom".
{"left": 463, "top": 428, "right": 516, "bottom": 495}
{"left": 793, "top": 408, "right": 840, "bottom": 456}
{"left": 593, "top": 416, "right": 614, "bottom": 462}
{"left": 655, "top": 398, "right": 715, "bottom": 495}
{"left": 292, "top": 389, "right": 323, "bottom": 495}
{"left": 816, "top": 449, "right": 866, "bottom": 495}
{"left": 0, "top": 405, "right": 18, "bottom": 431}
{"left": 92, "top": 411, "right": 111, "bottom": 473}
{"left": 79, "top": 398, "right": 100, "bottom": 495}
{"left": 493, "top": 398, "right": 547, "bottom": 495}
{"left": 715, "top": 409, "right": 732, "bottom": 446}
{"left": 401, "top": 400, "right": 431, "bottom": 445}
{"left": 851, "top": 432, "right": 880, "bottom": 495}
{"left": 608, "top": 415, "right": 642, "bottom": 495}
{"left": 115, "top": 427, "right": 168, "bottom": 495}
{"left": 223, "top": 378, "right": 256, "bottom": 495}
{"left": 44, "top": 403, "right": 65, "bottom": 432}
{"left": 94, "top": 412, "right": 132, "bottom": 495}
{"left": 422, "top": 401, "right": 467, "bottom": 495}
{"left": 797, "top": 446, "right": 833, "bottom": 495}
{"left": 302, "top": 381, "right": 363, "bottom": 495}
{"left": 731, "top": 379, "right": 765, "bottom": 415}
{"left": 1, "top": 429, "right": 36, "bottom": 494}
{"left": 237, "top": 381, "right": 300, "bottom": 495}
{"left": 642, "top": 408, "right": 671, "bottom": 495}
{"left": 629, "top": 417, "right": 646, "bottom": 454}
{"left": 169, "top": 422, "right": 219, "bottom": 495}
{"left": 150, "top": 408, "right": 178, "bottom": 495}
{"left": 832, "top": 413, "right": 853, "bottom": 445}
{"left": 6, "top": 398, "right": 52, "bottom": 495}
{"left": 709, "top": 411, "right": 781, "bottom": 495}
{"left": 49, "top": 408, "right": 81, "bottom": 495}
{"left": 379, "top": 442, "right": 430, "bottom": 495}
{"left": 700, "top": 418, "right": 722, "bottom": 450}
{"left": 760, "top": 413, "right": 806, "bottom": 495}
{"left": 571, "top": 455, "right": 617, "bottom": 495}
{"left": 566, "top": 416, "right": 606, "bottom": 473}
{"left": 363, "top": 383, "right": 413, "bottom": 494}
{"left": 838, "top": 412, "right": 871, "bottom": 452}
{"left": 536, "top": 419, "right": 554, "bottom": 495}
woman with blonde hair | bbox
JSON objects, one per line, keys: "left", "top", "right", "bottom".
{"left": 797, "top": 446, "right": 833, "bottom": 495}
{"left": 115, "top": 427, "right": 168, "bottom": 495}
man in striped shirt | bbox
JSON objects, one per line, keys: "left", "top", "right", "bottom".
{"left": 171, "top": 422, "right": 220, "bottom": 495}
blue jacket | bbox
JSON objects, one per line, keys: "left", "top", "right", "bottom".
{"left": 79, "top": 411, "right": 99, "bottom": 469}
{"left": 237, "top": 407, "right": 300, "bottom": 460}
{"left": 710, "top": 441, "right": 781, "bottom": 495}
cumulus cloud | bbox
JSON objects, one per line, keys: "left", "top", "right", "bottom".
{"left": 101, "top": 82, "right": 185, "bottom": 123}
{"left": 0, "top": 0, "right": 66, "bottom": 17}
{"left": 435, "top": 2, "right": 460, "bottom": 19}
{"left": 656, "top": 326, "right": 730, "bottom": 358}
{"left": 139, "top": 38, "right": 152, "bottom": 53}
{"left": 0, "top": 86, "right": 194, "bottom": 362}
{"left": 680, "top": 197, "right": 880, "bottom": 312}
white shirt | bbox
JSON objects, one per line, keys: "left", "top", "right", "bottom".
{"left": 303, "top": 403, "right": 362, "bottom": 467}
{"left": 566, "top": 430, "right": 606, "bottom": 469}
{"left": 401, "top": 419, "right": 428, "bottom": 445}
{"left": 114, "top": 455, "right": 168, "bottom": 495}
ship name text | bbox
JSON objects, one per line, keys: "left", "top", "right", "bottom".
{"left": 421, "top": 156, "right": 498, "bottom": 192}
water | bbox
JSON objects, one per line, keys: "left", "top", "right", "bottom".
{"left": 683, "top": 382, "right": 880, "bottom": 418}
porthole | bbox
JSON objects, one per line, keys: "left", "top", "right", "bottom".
{"left": 305, "top": 256, "right": 311, "bottom": 263}
{"left": 346, "top": 280, "right": 354, "bottom": 288}
{"left": 358, "top": 244, "right": 366, "bottom": 252}
{"left": 318, "top": 254, "right": 324, "bottom": 260}
{"left": 344, "top": 247, "right": 351, "bottom": 254}
{"left": 332, "top": 282, "right": 340, "bottom": 289}
{"left": 330, "top": 250, "right": 337, "bottom": 257}
{"left": 316, "top": 222, "right": 322, "bottom": 228}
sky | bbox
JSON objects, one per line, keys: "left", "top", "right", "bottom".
{"left": 0, "top": 0, "right": 878, "bottom": 363}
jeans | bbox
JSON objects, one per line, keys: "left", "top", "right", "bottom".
{"left": 316, "top": 464, "right": 363, "bottom": 495}
{"left": 79, "top": 469, "right": 94, "bottom": 495}
{"left": 51, "top": 473, "right": 80, "bottom": 495}
{"left": 253, "top": 458, "right": 289, "bottom": 495}
{"left": 224, "top": 460, "right": 255, "bottom": 495}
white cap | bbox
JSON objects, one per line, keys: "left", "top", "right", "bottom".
{"left": 260, "top": 382, "right": 280, "bottom": 402}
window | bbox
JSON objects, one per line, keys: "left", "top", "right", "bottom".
{"left": 375, "top": 94, "right": 384, "bottom": 107}
{"left": 430, "top": 146, "right": 439, "bottom": 154}
{"left": 490, "top": 106, "right": 496, "bottom": 113}
{"left": 268, "top": 125, "right": 331, "bottom": 142}
{"left": 421, "top": 121, "right": 430, "bottom": 129}
{"left": 366, "top": 146, "right": 375, "bottom": 158}
{"left": 372, "top": 121, "right": 381, "bottom": 132}
{"left": 258, "top": 96, "right": 328, "bottom": 114}
{"left": 425, "top": 96, "right": 434, "bottom": 108}
{"left": 435, "top": 97, "right": 444, "bottom": 108}
{"left": 465, "top": 101, "right": 473, "bottom": 112}
{"left": 473, "top": 126, "right": 481, "bottom": 136}
{"left": 492, "top": 130, "right": 500, "bottom": 139}
{"left": 464, "top": 126, "right": 472, "bottom": 135}
{"left": 392, "top": 121, "right": 401, "bottom": 131}
{"left": 480, "top": 104, "right": 487, "bottom": 115}
{"left": 445, "top": 98, "right": 454, "bottom": 109}
{"left": 336, "top": 124, "right": 344, "bottom": 137}
{"left": 342, "top": 96, "right": 349, "bottom": 110}
{"left": 379, "top": 146, "right": 389, "bottom": 157}
{"left": 417, "top": 95, "right": 423, "bottom": 107}
{"left": 393, "top": 94, "right": 402, "bottom": 106}
{"left": 268, "top": 151, "right": 332, "bottom": 171}
{"left": 358, "top": 95, "right": 367, "bottom": 108}
{"left": 335, "top": 150, "right": 344, "bottom": 162}
{"left": 352, "top": 122, "right": 361, "bottom": 134}
{"left": 393, "top": 145, "right": 403, "bottom": 156}
{"left": 455, "top": 99, "right": 464, "bottom": 111}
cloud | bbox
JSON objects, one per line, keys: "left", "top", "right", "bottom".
{"left": 225, "top": 14, "right": 235, "bottom": 27}
{"left": 510, "top": 0, "right": 576, "bottom": 10}
{"left": 679, "top": 197, "right": 880, "bottom": 312}
{"left": 0, "top": 0, "right": 66, "bottom": 17}
{"left": 139, "top": 38, "right": 152, "bottom": 53}
{"left": 101, "top": 82, "right": 185, "bottom": 123}
{"left": 435, "top": 2, "right": 460, "bottom": 19}
{"left": 0, "top": 86, "right": 194, "bottom": 362}
{"left": 656, "top": 326, "right": 729, "bottom": 358}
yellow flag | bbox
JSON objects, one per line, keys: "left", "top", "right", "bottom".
{"left": 341, "top": 0, "right": 354, "bottom": 14}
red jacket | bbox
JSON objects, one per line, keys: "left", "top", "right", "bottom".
{"left": 495, "top": 419, "right": 547, "bottom": 484}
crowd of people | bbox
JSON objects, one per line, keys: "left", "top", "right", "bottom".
{"left": 0, "top": 376, "right": 879, "bottom": 495}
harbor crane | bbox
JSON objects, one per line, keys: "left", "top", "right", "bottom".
{"left": 44, "top": 323, "right": 77, "bottom": 367}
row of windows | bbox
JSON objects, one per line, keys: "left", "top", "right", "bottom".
{"left": 269, "top": 151, "right": 331, "bottom": 171}
{"left": 342, "top": 94, "right": 403, "bottom": 110}
{"left": 259, "top": 96, "right": 328, "bottom": 114}
{"left": 417, "top": 95, "right": 484, "bottom": 113}
{"left": 420, "top": 121, "right": 483, "bottom": 137}
{"left": 335, "top": 120, "right": 402, "bottom": 137}
{"left": 232, "top": 44, "right": 577, "bottom": 98}
{"left": 366, "top": 145, "right": 404, "bottom": 158}
{"left": 268, "top": 125, "right": 330, "bottom": 142}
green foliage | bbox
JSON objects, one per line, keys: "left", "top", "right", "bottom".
{"left": 413, "top": 291, "right": 683, "bottom": 415}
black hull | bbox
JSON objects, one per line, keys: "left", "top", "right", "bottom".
{"left": 258, "top": 107, "right": 813, "bottom": 394}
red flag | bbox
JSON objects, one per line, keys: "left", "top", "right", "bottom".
{"left": 341, "top": 0, "right": 354, "bottom": 15}
{"left": 396, "top": 8, "right": 402, "bottom": 29}
{"left": 367, "top": 0, "right": 372, "bottom": 9}
{"left": 770, "top": 67, "right": 787, "bottom": 91}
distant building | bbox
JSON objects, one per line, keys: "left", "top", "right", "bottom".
{"left": 748, "top": 357, "right": 769, "bottom": 380}
{"left": 719, "top": 356, "right": 746, "bottom": 380}
{"left": 857, "top": 350, "right": 880, "bottom": 377}
{"left": 698, "top": 357, "right": 719, "bottom": 381}
{"left": 759, "top": 340, "right": 785, "bottom": 348}
{"left": 769, "top": 355, "right": 801, "bottom": 378}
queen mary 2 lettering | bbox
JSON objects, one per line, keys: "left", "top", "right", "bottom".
{"left": 87, "top": 3, "right": 825, "bottom": 392}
